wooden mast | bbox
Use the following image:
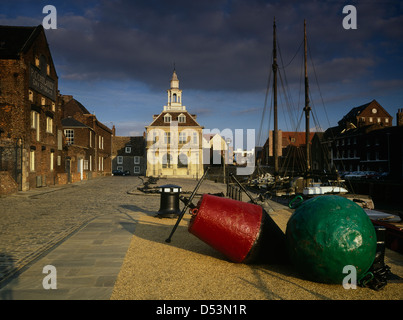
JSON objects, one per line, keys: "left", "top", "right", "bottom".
{"left": 272, "top": 18, "right": 279, "bottom": 176}
{"left": 303, "top": 20, "right": 311, "bottom": 181}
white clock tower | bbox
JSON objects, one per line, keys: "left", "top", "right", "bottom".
{"left": 165, "top": 69, "right": 185, "bottom": 111}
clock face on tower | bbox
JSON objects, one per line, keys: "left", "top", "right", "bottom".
{"left": 372, "top": 108, "right": 377, "bottom": 114}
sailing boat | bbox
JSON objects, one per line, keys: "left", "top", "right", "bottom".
{"left": 300, "top": 20, "right": 350, "bottom": 197}
{"left": 250, "top": 19, "right": 373, "bottom": 209}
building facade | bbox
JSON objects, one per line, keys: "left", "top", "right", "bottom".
{"left": 145, "top": 70, "right": 204, "bottom": 178}
{"left": 338, "top": 99, "right": 393, "bottom": 129}
{"left": 61, "top": 96, "right": 112, "bottom": 182}
{"left": 202, "top": 133, "right": 231, "bottom": 168}
{"left": 0, "top": 25, "right": 63, "bottom": 193}
{"left": 312, "top": 101, "right": 403, "bottom": 181}
{"left": 260, "top": 130, "right": 314, "bottom": 172}
{"left": 112, "top": 130, "right": 146, "bottom": 175}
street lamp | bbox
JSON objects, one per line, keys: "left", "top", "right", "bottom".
{"left": 223, "top": 138, "right": 231, "bottom": 184}
{"left": 386, "top": 132, "right": 391, "bottom": 173}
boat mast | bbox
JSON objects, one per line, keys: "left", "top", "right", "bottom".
{"left": 303, "top": 20, "right": 311, "bottom": 178}
{"left": 272, "top": 18, "right": 279, "bottom": 176}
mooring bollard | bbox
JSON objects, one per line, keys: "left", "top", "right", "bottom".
{"left": 156, "top": 184, "right": 182, "bottom": 218}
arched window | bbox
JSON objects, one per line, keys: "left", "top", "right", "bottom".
{"left": 178, "top": 154, "right": 188, "bottom": 168}
{"left": 162, "top": 153, "right": 173, "bottom": 168}
{"left": 173, "top": 93, "right": 177, "bottom": 103}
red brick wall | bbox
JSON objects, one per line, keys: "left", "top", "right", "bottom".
{"left": 0, "top": 171, "right": 18, "bottom": 196}
{"left": 0, "top": 27, "right": 62, "bottom": 191}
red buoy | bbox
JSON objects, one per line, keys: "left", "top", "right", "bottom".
{"left": 188, "top": 194, "right": 287, "bottom": 264}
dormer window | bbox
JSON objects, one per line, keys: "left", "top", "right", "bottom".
{"left": 178, "top": 114, "right": 186, "bottom": 123}
{"left": 164, "top": 114, "right": 172, "bottom": 123}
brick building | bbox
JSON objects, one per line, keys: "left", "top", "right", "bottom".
{"left": 260, "top": 130, "right": 314, "bottom": 172}
{"left": 338, "top": 99, "right": 393, "bottom": 129}
{"left": 61, "top": 96, "right": 112, "bottom": 182}
{"left": 311, "top": 101, "right": 403, "bottom": 181}
{"left": 0, "top": 25, "right": 63, "bottom": 193}
{"left": 111, "top": 128, "right": 146, "bottom": 175}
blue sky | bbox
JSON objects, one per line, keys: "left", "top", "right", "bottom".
{"left": 1, "top": 0, "right": 402, "bottom": 147}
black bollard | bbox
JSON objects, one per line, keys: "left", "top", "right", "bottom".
{"left": 156, "top": 184, "right": 182, "bottom": 218}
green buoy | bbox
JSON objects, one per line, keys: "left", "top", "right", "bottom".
{"left": 286, "top": 195, "right": 376, "bottom": 284}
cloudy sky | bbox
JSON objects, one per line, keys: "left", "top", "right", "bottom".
{"left": 1, "top": 0, "right": 402, "bottom": 146}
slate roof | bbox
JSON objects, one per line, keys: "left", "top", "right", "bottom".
{"left": 148, "top": 111, "right": 201, "bottom": 127}
{"left": 61, "top": 117, "right": 91, "bottom": 129}
{"left": 0, "top": 25, "right": 42, "bottom": 59}
{"left": 112, "top": 136, "right": 145, "bottom": 156}
{"left": 337, "top": 99, "right": 392, "bottom": 127}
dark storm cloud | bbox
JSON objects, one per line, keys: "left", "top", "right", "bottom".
{"left": 43, "top": 0, "right": 402, "bottom": 93}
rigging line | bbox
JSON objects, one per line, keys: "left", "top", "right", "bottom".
{"left": 292, "top": 147, "right": 300, "bottom": 178}
{"left": 277, "top": 77, "right": 290, "bottom": 131}
{"left": 278, "top": 66, "right": 297, "bottom": 133}
{"left": 282, "top": 146, "right": 291, "bottom": 177}
{"left": 278, "top": 39, "right": 304, "bottom": 69}
{"left": 310, "top": 111, "right": 333, "bottom": 174}
{"left": 295, "top": 109, "right": 304, "bottom": 133}
{"left": 257, "top": 59, "right": 273, "bottom": 147}
{"left": 307, "top": 42, "right": 357, "bottom": 195}
{"left": 307, "top": 41, "right": 332, "bottom": 135}
{"left": 257, "top": 74, "right": 271, "bottom": 144}
{"left": 277, "top": 41, "right": 299, "bottom": 131}
{"left": 292, "top": 145, "right": 300, "bottom": 174}
{"left": 268, "top": 94, "right": 273, "bottom": 142}
{"left": 299, "top": 145, "right": 307, "bottom": 173}
{"left": 298, "top": 46, "right": 304, "bottom": 125}
{"left": 310, "top": 99, "right": 324, "bottom": 132}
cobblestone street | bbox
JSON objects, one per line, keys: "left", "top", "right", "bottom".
{"left": 0, "top": 176, "right": 146, "bottom": 283}
{"left": 0, "top": 175, "right": 227, "bottom": 286}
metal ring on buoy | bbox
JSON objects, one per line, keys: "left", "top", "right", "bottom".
{"left": 190, "top": 208, "right": 198, "bottom": 216}
{"left": 289, "top": 195, "right": 304, "bottom": 209}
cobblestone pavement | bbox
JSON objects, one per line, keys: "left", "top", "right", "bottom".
{"left": 0, "top": 176, "right": 141, "bottom": 283}
{"left": 0, "top": 176, "right": 227, "bottom": 285}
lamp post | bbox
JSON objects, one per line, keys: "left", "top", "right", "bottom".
{"left": 386, "top": 132, "right": 391, "bottom": 173}
{"left": 223, "top": 138, "right": 231, "bottom": 184}
{"left": 15, "top": 137, "right": 23, "bottom": 191}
